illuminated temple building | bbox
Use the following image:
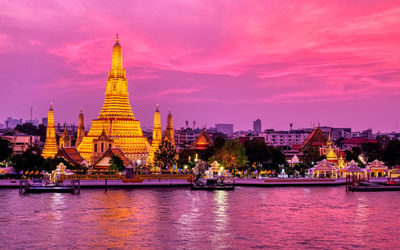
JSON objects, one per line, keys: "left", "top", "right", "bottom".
{"left": 41, "top": 104, "right": 58, "bottom": 158}
{"left": 77, "top": 35, "right": 150, "bottom": 164}
{"left": 146, "top": 105, "right": 162, "bottom": 165}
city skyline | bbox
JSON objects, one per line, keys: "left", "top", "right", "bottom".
{"left": 1, "top": 1, "right": 400, "bottom": 132}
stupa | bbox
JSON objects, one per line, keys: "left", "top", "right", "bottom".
{"left": 42, "top": 104, "right": 58, "bottom": 158}
{"left": 146, "top": 105, "right": 162, "bottom": 165}
{"left": 164, "top": 109, "right": 175, "bottom": 146}
{"left": 77, "top": 35, "right": 150, "bottom": 164}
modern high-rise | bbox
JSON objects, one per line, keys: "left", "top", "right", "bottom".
{"left": 253, "top": 119, "right": 261, "bottom": 135}
{"left": 215, "top": 123, "right": 234, "bottom": 135}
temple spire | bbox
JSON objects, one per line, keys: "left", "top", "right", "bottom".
{"left": 42, "top": 103, "right": 58, "bottom": 158}
{"left": 164, "top": 109, "right": 175, "bottom": 146}
{"left": 146, "top": 105, "right": 162, "bottom": 166}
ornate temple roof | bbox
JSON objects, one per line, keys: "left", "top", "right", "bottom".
{"left": 303, "top": 126, "right": 328, "bottom": 148}
{"left": 56, "top": 147, "right": 87, "bottom": 167}
{"left": 93, "top": 147, "right": 132, "bottom": 169}
{"left": 190, "top": 129, "right": 213, "bottom": 150}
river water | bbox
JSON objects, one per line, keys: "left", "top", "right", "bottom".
{"left": 0, "top": 186, "right": 399, "bottom": 249}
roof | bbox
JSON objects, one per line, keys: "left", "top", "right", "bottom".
{"left": 312, "top": 159, "right": 337, "bottom": 171}
{"left": 344, "top": 161, "right": 364, "bottom": 173}
{"left": 56, "top": 147, "right": 86, "bottom": 166}
{"left": 303, "top": 127, "right": 327, "bottom": 148}
{"left": 342, "top": 138, "right": 378, "bottom": 145}
{"left": 94, "top": 147, "right": 132, "bottom": 167}
{"left": 190, "top": 129, "right": 213, "bottom": 150}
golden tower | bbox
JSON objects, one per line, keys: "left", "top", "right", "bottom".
{"left": 164, "top": 109, "right": 175, "bottom": 146}
{"left": 77, "top": 35, "right": 150, "bottom": 164}
{"left": 59, "top": 125, "right": 71, "bottom": 148}
{"left": 75, "top": 108, "right": 85, "bottom": 147}
{"left": 42, "top": 104, "right": 58, "bottom": 158}
{"left": 146, "top": 105, "right": 162, "bottom": 165}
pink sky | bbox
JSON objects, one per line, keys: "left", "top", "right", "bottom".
{"left": 0, "top": 0, "right": 399, "bottom": 132}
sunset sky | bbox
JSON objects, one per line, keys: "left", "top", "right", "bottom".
{"left": 0, "top": 0, "right": 399, "bottom": 132}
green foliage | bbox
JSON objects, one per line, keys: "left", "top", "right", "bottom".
{"left": 0, "top": 138, "right": 13, "bottom": 162}
{"left": 383, "top": 140, "right": 400, "bottom": 166}
{"left": 12, "top": 149, "right": 66, "bottom": 173}
{"left": 361, "top": 142, "right": 383, "bottom": 162}
{"left": 301, "top": 146, "right": 325, "bottom": 168}
{"left": 15, "top": 123, "right": 47, "bottom": 141}
{"left": 209, "top": 140, "right": 247, "bottom": 169}
{"left": 155, "top": 140, "right": 177, "bottom": 170}
{"left": 109, "top": 155, "right": 125, "bottom": 172}
{"left": 245, "top": 140, "right": 268, "bottom": 164}
{"left": 244, "top": 140, "right": 286, "bottom": 171}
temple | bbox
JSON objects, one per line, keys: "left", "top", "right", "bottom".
{"left": 77, "top": 35, "right": 150, "bottom": 164}
{"left": 59, "top": 125, "right": 71, "bottom": 149}
{"left": 164, "top": 109, "right": 175, "bottom": 146}
{"left": 146, "top": 105, "right": 162, "bottom": 165}
{"left": 41, "top": 104, "right": 58, "bottom": 158}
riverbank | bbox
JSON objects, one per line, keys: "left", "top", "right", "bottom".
{"left": 0, "top": 177, "right": 390, "bottom": 188}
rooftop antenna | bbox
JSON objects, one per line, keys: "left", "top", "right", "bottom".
{"left": 30, "top": 105, "right": 33, "bottom": 121}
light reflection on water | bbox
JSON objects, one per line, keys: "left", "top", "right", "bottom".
{"left": 0, "top": 187, "right": 399, "bottom": 249}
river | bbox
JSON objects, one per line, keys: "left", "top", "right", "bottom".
{"left": 0, "top": 186, "right": 399, "bottom": 249}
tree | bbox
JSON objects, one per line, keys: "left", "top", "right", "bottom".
{"left": 361, "top": 142, "right": 383, "bottom": 162}
{"left": 245, "top": 140, "right": 268, "bottom": 165}
{"left": 0, "top": 138, "right": 13, "bottom": 162}
{"left": 383, "top": 140, "right": 400, "bottom": 166}
{"left": 154, "top": 140, "right": 177, "bottom": 171}
{"left": 301, "top": 146, "right": 325, "bottom": 168}
{"left": 109, "top": 155, "right": 125, "bottom": 172}
{"left": 209, "top": 140, "right": 247, "bottom": 169}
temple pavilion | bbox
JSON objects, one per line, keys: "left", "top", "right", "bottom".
{"left": 77, "top": 35, "right": 150, "bottom": 164}
{"left": 366, "top": 159, "right": 389, "bottom": 177}
{"left": 311, "top": 159, "right": 338, "bottom": 178}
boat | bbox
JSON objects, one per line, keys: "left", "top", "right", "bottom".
{"left": 191, "top": 161, "right": 235, "bottom": 191}
{"left": 19, "top": 179, "right": 80, "bottom": 194}
{"left": 191, "top": 178, "right": 235, "bottom": 190}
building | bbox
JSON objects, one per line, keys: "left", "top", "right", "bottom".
{"left": 302, "top": 126, "right": 328, "bottom": 149}
{"left": 41, "top": 117, "right": 48, "bottom": 126}
{"left": 59, "top": 125, "right": 72, "bottom": 149}
{"left": 339, "top": 138, "right": 378, "bottom": 151}
{"left": 253, "top": 119, "right": 261, "bottom": 135}
{"left": 263, "top": 129, "right": 310, "bottom": 147}
{"left": 316, "top": 126, "right": 352, "bottom": 140}
{"left": 77, "top": 35, "right": 151, "bottom": 164}
{"left": 175, "top": 127, "right": 197, "bottom": 150}
{"left": 0, "top": 131, "right": 40, "bottom": 155}
{"left": 93, "top": 147, "right": 132, "bottom": 171}
{"left": 55, "top": 147, "right": 88, "bottom": 168}
{"left": 215, "top": 123, "right": 234, "bottom": 135}
{"left": 4, "top": 117, "right": 22, "bottom": 129}
{"left": 41, "top": 104, "right": 58, "bottom": 159}
{"left": 351, "top": 129, "right": 373, "bottom": 140}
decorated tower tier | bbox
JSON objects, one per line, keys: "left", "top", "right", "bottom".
{"left": 77, "top": 35, "right": 150, "bottom": 164}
